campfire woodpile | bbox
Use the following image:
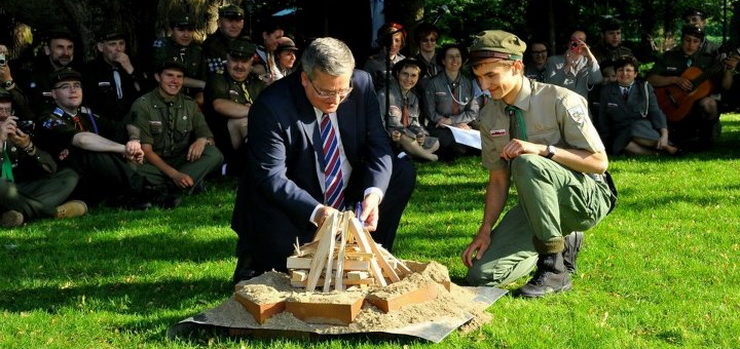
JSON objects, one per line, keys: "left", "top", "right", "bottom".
{"left": 234, "top": 211, "right": 443, "bottom": 325}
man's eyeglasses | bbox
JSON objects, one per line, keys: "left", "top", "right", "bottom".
{"left": 421, "top": 38, "right": 437, "bottom": 43}
{"left": 53, "top": 82, "right": 82, "bottom": 91}
{"left": 309, "top": 79, "right": 353, "bottom": 101}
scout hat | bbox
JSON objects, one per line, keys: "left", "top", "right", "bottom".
{"left": 228, "top": 39, "right": 257, "bottom": 59}
{"left": 275, "top": 37, "right": 299, "bottom": 54}
{"left": 171, "top": 14, "right": 195, "bottom": 29}
{"left": 469, "top": 30, "right": 527, "bottom": 63}
{"left": 219, "top": 4, "right": 245, "bottom": 19}
{"left": 49, "top": 67, "right": 82, "bottom": 85}
{"left": 98, "top": 29, "right": 125, "bottom": 43}
{"left": 681, "top": 25, "right": 705, "bottom": 40}
{"left": 392, "top": 57, "right": 427, "bottom": 79}
{"left": 683, "top": 8, "right": 707, "bottom": 19}
{"left": 157, "top": 56, "right": 187, "bottom": 73}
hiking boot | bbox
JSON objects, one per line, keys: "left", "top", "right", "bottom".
{"left": 563, "top": 231, "right": 584, "bottom": 274}
{"left": 152, "top": 195, "right": 182, "bottom": 209}
{"left": 515, "top": 253, "right": 572, "bottom": 298}
{"left": 55, "top": 200, "right": 88, "bottom": 219}
{"left": 1, "top": 210, "right": 24, "bottom": 227}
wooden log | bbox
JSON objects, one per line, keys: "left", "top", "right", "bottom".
{"left": 290, "top": 277, "right": 375, "bottom": 288}
{"left": 305, "top": 212, "right": 338, "bottom": 291}
{"left": 363, "top": 229, "right": 400, "bottom": 283}
{"left": 346, "top": 271, "right": 370, "bottom": 280}
{"left": 365, "top": 282, "right": 439, "bottom": 313}
{"left": 290, "top": 270, "right": 307, "bottom": 282}
{"left": 322, "top": 220, "right": 337, "bottom": 292}
{"left": 348, "top": 218, "right": 387, "bottom": 287}
{"left": 333, "top": 213, "right": 349, "bottom": 292}
{"left": 234, "top": 292, "right": 286, "bottom": 324}
{"left": 285, "top": 294, "right": 364, "bottom": 325}
{"left": 286, "top": 257, "right": 371, "bottom": 271}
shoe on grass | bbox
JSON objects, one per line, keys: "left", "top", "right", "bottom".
{"left": 56, "top": 200, "right": 88, "bottom": 219}
{"left": 1, "top": 210, "right": 24, "bottom": 227}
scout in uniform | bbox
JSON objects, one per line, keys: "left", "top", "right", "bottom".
{"left": 83, "top": 30, "right": 148, "bottom": 125}
{"left": 129, "top": 59, "right": 223, "bottom": 202}
{"left": 0, "top": 90, "right": 86, "bottom": 226}
{"left": 461, "top": 30, "right": 616, "bottom": 298}
{"left": 151, "top": 14, "right": 207, "bottom": 104}
{"left": 203, "top": 39, "right": 265, "bottom": 175}
{"left": 35, "top": 68, "right": 155, "bottom": 210}
{"left": 203, "top": 4, "right": 247, "bottom": 76}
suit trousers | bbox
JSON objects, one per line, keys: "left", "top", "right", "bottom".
{"left": 466, "top": 154, "right": 613, "bottom": 287}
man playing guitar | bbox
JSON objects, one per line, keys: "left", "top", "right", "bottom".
{"left": 647, "top": 25, "right": 734, "bottom": 150}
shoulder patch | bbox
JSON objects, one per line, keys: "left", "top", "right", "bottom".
{"left": 567, "top": 105, "right": 588, "bottom": 126}
{"left": 153, "top": 39, "right": 165, "bottom": 48}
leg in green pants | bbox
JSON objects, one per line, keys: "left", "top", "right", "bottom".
{"left": 466, "top": 155, "right": 613, "bottom": 287}
{"left": 0, "top": 168, "right": 79, "bottom": 220}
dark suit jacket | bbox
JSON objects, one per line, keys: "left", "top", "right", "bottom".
{"left": 231, "top": 69, "right": 393, "bottom": 272}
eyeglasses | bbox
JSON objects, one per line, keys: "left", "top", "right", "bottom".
{"left": 309, "top": 79, "right": 353, "bottom": 101}
{"left": 53, "top": 82, "right": 82, "bottom": 91}
{"left": 421, "top": 38, "right": 437, "bottom": 43}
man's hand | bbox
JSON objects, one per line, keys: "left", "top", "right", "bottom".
{"left": 315, "top": 205, "right": 340, "bottom": 227}
{"left": 0, "top": 116, "right": 17, "bottom": 143}
{"left": 454, "top": 122, "right": 471, "bottom": 130}
{"left": 360, "top": 192, "right": 381, "bottom": 232}
{"left": 391, "top": 130, "right": 401, "bottom": 142}
{"left": 500, "top": 139, "right": 545, "bottom": 161}
{"left": 462, "top": 226, "right": 492, "bottom": 268}
{"left": 187, "top": 138, "right": 208, "bottom": 162}
{"left": 416, "top": 133, "right": 426, "bottom": 146}
{"left": 674, "top": 76, "right": 693, "bottom": 91}
{"left": 9, "top": 128, "right": 31, "bottom": 149}
{"left": 436, "top": 117, "right": 452, "bottom": 128}
{"left": 657, "top": 134, "right": 670, "bottom": 150}
{"left": 170, "top": 171, "right": 194, "bottom": 189}
{"left": 113, "top": 52, "right": 134, "bottom": 74}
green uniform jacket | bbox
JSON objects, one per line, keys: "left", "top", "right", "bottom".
{"left": 130, "top": 89, "right": 213, "bottom": 158}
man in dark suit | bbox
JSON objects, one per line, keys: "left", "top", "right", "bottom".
{"left": 231, "top": 37, "right": 415, "bottom": 283}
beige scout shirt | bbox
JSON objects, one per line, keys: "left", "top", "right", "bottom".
{"left": 479, "top": 77, "right": 604, "bottom": 171}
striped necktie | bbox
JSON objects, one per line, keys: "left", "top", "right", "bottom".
{"left": 320, "top": 113, "right": 345, "bottom": 209}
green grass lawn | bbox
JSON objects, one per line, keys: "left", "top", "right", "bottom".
{"left": 2, "top": 114, "right": 740, "bottom": 348}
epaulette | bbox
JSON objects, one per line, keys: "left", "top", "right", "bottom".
{"left": 52, "top": 107, "right": 65, "bottom": 118}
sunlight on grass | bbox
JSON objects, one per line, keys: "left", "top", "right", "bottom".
{"left": 2, "top": 114, "right": 740, "bottom": 348}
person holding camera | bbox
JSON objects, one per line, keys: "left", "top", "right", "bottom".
{"left": 0, "top": 90, "right": 86, "bottom": 227}
{"left": 543, "top": 29, "right": 603, "bottom": 99}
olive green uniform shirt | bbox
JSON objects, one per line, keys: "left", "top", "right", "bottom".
{"left": 479, "top": 77, "right": 605, "bottom": 171}
{"left": 130, "top": 89, "right": 213, "bottom": 158}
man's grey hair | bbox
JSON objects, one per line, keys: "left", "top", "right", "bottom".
{"left": 301, "top": 37, "right": 355, "bottom": 80}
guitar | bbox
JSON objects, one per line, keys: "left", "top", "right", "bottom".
{"left": 655, "top": 48, "right": 740, "bottom": 122}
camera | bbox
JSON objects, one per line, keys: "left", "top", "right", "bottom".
{"left": 18, "top": 120, "right": 34, "bottom": 135}
{"left": 0, "top": 53, "right": 6, "bottom": 66}
{"left": 570, "top": 41, "right": 579, "bottom": 49}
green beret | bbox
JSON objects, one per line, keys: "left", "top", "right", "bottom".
{"left": 469, "top": 30, "right": 526, "bottom": 63}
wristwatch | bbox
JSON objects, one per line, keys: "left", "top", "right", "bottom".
{"left": 545, "top": 145, "right": 557, "bottom": 159}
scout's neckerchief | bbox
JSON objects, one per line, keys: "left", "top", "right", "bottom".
{"left": 52, "top": 107, "right": 100, "bottom": 135}
{"left": 505, "top": 105, "right": 527, "bottom": 141}
{"left": 1, "top": 141, "right": 14, "bottom": 182}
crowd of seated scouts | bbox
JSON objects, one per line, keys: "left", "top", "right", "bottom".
{"left": 0, "top": 5, "right": 738, "bottom": 227}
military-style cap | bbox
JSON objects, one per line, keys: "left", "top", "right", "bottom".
{"left": 601, "top": 18, "right": 622, "bottom": 32}
{"left": 49, "top": 67, "right": 82, "bottom": 85}
{"left": 683, "top": 8, "right": 707, "bottom": 19}
{"left": 0, "top": 89, "right": 12, "bottom": 102}
{"left": 228, "top": 39, "right": 257, "bottom": 59}
{"left": 45, "top": 28, "right": 76, "bottom": 43}
{"left": 98, "top": 29, "right": 125, "bottom": 43}
{"left": 469, "top": 30, "right": 527, "bottom": 63}
{"left": 171, "top": 15, "right": 195, "bottom": 29}
{"left": 275, "top": 37, "right": 298, "bottom": 54}
{"left": 392, "top": 57, "right": 427, "bottom": 79}
{"left": 157, "top": 57, "right": 187, "bottom": 73}
{"left": 219, "top": 4, "right": 245, "bottom": 19}
{"left": 681, "top": 24, "right": 705, "bottom": 40}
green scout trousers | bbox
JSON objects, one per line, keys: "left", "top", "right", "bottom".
{"left": 466, "top": 154, "right": 614, "bottom": 287}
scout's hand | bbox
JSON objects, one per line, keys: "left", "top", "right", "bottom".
{"left": 187, "top": 138, "right": 208, "bottom": 162}
{"left": 360, "top": 193, "right": 381, "bottom": 232}
{"left": 436, "top": 117, "right": 452, "bottom": 127}
{"left": 500, "top": 139, "right": 543, "bottom": 161}
{"left": 0, "top": 116, "right": 17, "bottom": 142}
{"left": 454, "top": 122, "right": 471, "bottom": 130}
{"left": 391, "top": 130, "right": 401, "bottom": 142}
{"left": 170, "top": 171, "right": 194, "bottom": 189}
{"left": 9, "top": 128, "right": 30, "bottom": 148}
{"left": 416, "top": 133, "right": 426, "bottom": 146}
{"left": 462, "top": 227, "right": 492, "bottom": 268}
{"left": 674, "top": 77, "right": 693, "bottom": 92}
{"left": 125, "top": 140, "right": 141, "bottom": 157}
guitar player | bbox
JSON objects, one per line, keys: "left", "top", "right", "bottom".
{"left": 647, "top": 25, "right": 735, "bottom": 151}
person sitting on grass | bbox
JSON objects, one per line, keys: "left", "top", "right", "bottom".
{"left": 377, "top": 58, "right": 439, "bottom": 162}
{"left": 129, "top": 59, "right": 223, "bottom": 206}
{"left": 597, "top": 56, "right": 680, "bottom": 156}
{"left": 0, "top": 90, "right": 86, "bottom": 227}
